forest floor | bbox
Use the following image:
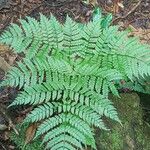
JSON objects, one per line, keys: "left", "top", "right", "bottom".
{"left": 0, "top": 0, "right": 150, "bottom": 149}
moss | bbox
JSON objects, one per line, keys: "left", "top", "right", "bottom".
{"left": 96, "top": 93, "right": 150, "bottom": 150}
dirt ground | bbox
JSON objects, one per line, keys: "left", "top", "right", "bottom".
{"left": 0, "top": 0, "right": 150, "bottom": 149}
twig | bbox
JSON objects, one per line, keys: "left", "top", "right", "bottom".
{"left": 141, "top": 107, "right": 150, "bottom": 111}
{"left": 113, "top": 0, "right": 142, "bottom": 23}
{"left": 0, "top": 141, "right": 7, "bottom": 150}
{"left": 8, "top": 118, "right": 19, "bottom": 135}
{"left": 44, "top": 1, "right": 66, "bottom": 7}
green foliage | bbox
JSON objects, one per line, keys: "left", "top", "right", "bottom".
{"left": 10, "top": 124, "right": 43, "bottom": 150}
{"left": 0, "top": 12, "right": 150, "bottom": 150}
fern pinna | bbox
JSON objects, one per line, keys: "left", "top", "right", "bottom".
{"left": 0, "top": 13, "right": 150, "bottom": 150}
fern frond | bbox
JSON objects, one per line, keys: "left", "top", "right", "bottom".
{"left": 35, "top": 113, "right": 94, "bottom": 141}
{"left": 11, "top": 80, "right": 120, "bottom": 124}
{"left": 24, "top": 102, "right": 59, "bottom": 122}
{"left": 94, "top": 26, "right": 150, "bottom": 79}
{"left": 1, "top": 55, "right": 73, "bottom": 88}
{"left": 0, "top": 23, "right": 24, "bottom": 52}
{"left": 39, "top": 14, "right": 63, "bottom": 49}
{"left": 63, "top": 16, "right": 82, "bottom": 54}
{"left": 46, "top": 134, "right": 83, "bottom": 150}
{"left": 0, "top": 15, "right": 63, "bottom": 58}
{"left": 43, "top": 124, "right": 96, "bottom": 150}
{"left": 82, "top": 19, "right": 101, "bottom": 53}
{"left": 84, "top": 51, "right": 150, "bottom": 81}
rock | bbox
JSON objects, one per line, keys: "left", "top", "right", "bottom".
{"left": 95, "top": 93, "right": 150, "bottom": 150}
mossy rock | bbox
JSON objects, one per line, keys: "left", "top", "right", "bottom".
{"left": 95, "top": 93, "right": 150, "bottom": 150}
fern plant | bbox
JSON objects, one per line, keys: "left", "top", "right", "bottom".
{"left": 0, "top": 12, "right": 150, "bottom": 150}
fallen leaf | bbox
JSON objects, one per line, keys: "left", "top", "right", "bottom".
{"left": 87, "top": 0, "right": 98, "bottom": 6}
{"left": 0, "top": 44, "right": 10, "bottom": 55}
{"left": 126, "top": 135, "right": 135, "bottom": 150}
{"left": 118, "top": 2, "right": 124, "bottom": 9}
{"left": 0, "top": 56, "right": 11, "bottom": 72}
{"left": 113, "top": 0, "right": 123, "bottom": 13}
{"left": 25, "top": 123, "right": 37, "bottom": 145}
{"left": 128, "top": 25, "right": 150, "bottom": 44}
{"left": 7, "top": 54, "right": 17, "bottom": 66}
{"left": 28, "top": 0, "right": 42, "bottom": 4}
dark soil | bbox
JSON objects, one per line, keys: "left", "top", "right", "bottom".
{"left": 0, "top": 0, "right": 150, "bottom": 149}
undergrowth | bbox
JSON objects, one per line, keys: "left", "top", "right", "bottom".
{"left": 10, "top": 123, "right": 43, "bottom": 150}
